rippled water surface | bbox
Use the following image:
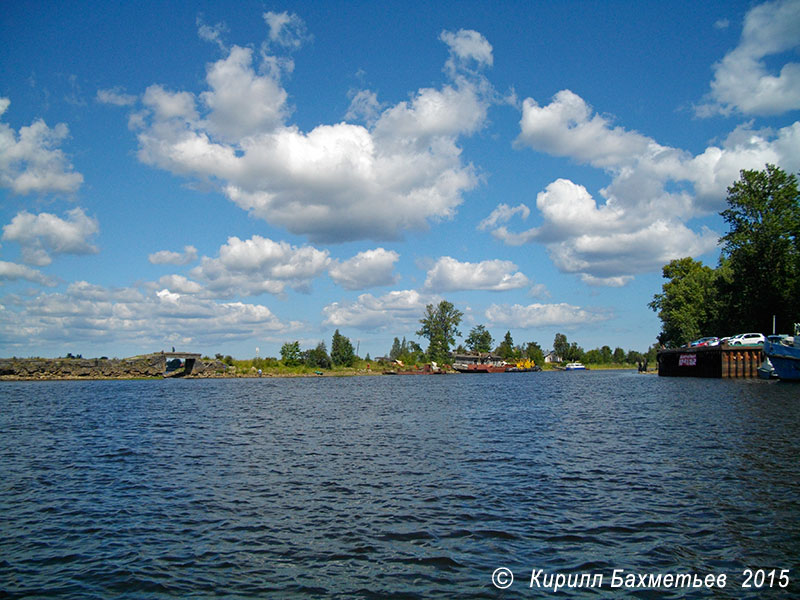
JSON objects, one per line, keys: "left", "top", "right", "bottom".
{"left": 2, "top": 372, "right": 799, "bottom": 598}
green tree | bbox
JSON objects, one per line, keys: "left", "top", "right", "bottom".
{"left": 331, "top": 329, "right": 356, "bottom": 367}
{"left": 495, "top": 331, "right": 517, "bottom": 360}
{"left": 718, "top": 164, "right": 800, "bottom": 333}
{"left": 417, "top": 300, "right": 463, "bottom": 364}
{"left": 626, "top": 350, "right": 644, "bottom": 364}
{"left": 645, "top": 344, "right": 659, "bottom": 365}
{"left": 600, "top": 345, "right": 612, "bottom": 363}
{"left": 649, "top": 257, "right": 721, "bottom": 347}
{"left": 565, "top": 342, "right": 584, "bottom": 362}
{"left": 523, "top": 341, "right": 545, "bottom": 366}
{"left": 584, "top": 348, "right": 602, "bottom": 364}
{"left": 389, "top": 337, "right": 403, "bottom": 360}
{"left": 304, "top": 341, "right": 331, "bottom": 369}
{"left": 397, "top": 340, "right": 424, "bottom": 365}
{"left": 612, "top": 347, "right": 626, "bottom": 363}
{"left": 465, "top": 325, "right": 493, "bottom": 353}
{"left": 553, "top": 333, "right": 569, "bottom": 360}
{"left": 280, "top": 341, "right": 302, "bottom": 366}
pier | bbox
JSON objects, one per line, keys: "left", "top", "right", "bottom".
{"left": 657, "top": 345, "right": 764, "bottom": 378}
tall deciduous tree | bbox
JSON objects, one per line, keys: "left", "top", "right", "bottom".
{"left": 523, "top": 341, "right": 545, "bottom": 366}
{"left": 417, "top": 300, "right": 463, "bottom": 364}
{"left": 718, "top": 164, "right": 800, "bottom": 333}
{"left": 553, "top": 333, "right": 569, "bottom": 360}
{"left": 651, "top": 165, "right": 800, "bottom": 345}
{"left": 612, "top": 347, "right": 626, "bottom": 363}
{"left": 465, "top": 325, "right": 493, "bottom": 353}
{"left": 649, "top": 257, "right": 721, "bottom": 347}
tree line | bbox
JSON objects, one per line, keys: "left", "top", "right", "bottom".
{"left": 275, "top": 168, "right": 800, "bottom": 373}
{"left": 278, "top": 330, "right": 358, "bottom": 369}
{"left": 650, "top": 165, "right": 800, "bottom": 347}
{"left": 269, "top": 301, "right": 655, "bottom": 371}
{"left": 388, "top": 300, "right": 656, "bottom": 367}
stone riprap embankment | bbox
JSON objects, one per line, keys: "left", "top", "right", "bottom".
{"left": 0, "top": 355, "right": 230, "bottom": 380}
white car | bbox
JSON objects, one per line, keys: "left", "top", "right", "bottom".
{"left": 727, "top": 332, "right": 765, "bottom": 346}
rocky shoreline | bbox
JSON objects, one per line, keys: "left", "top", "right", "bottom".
{"left": 0, "top": 355, "right": 231, "bottom": 380}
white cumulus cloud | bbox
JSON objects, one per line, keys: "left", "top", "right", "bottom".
{"left": 517, "top": 90, "right": 653, "bottom": 169}
{"left": 495, "top": 87, "right": 800, "bottom": 285}
{"left": 96, "top": 87, "right": 137, "bottom": 106}
{"left": 0, "top": 282, "right": 299, "bottom": 353}
{"left": 263, "top": 11, "right": 311, "bottom": 50}
{"left": 440, "top": 29, "right": 494, "bottom": 77}
{"left": 148, "top": 245, "right": 198, "bottom": 265}
{"left": 424, "top": 256, "right": 529, "bottom": 292}
{"left": 0, "top": 98, "right": 84, "bottom": 195}
{"left": 129, "top": 28, "right": 493, "bottom": 243}
{"left": 200, "top": 45, "right": 289, "bottom": 141}
{"left": 485, "top": 302, "right": 611, "bottom": 329}
{"left": 328, "top": 248, "right": 399, "bottom": 290}
{"left": 322, "top": 289, "right": 434, "bottom": 330}
{"left": 190, "top": 235, "right": 330, "bottom": 297}
{"left": 156, "top": 274, "right": 204, "bottom": 295}
{"left": 0, "top": 260, "right": 56, "bottom": 286}
{"left": 2, "top": 207, "right": 99, "bottom": 266}
{"left": 697, "top": 0, "right": 800, "bottom": 116}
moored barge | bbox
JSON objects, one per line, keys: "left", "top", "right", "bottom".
{"left": 657, "top": 344, "right": 764, "bottom": 378}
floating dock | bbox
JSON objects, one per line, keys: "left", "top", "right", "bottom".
{"left": 657, "top": 345, "right": 764, "bottom": 378}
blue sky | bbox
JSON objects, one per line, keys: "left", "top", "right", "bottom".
{"left": 2, "top": 0, "right": 799, "bottom": 360}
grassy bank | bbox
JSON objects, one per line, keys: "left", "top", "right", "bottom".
{"left": 222, "top": 358, "right": 643, "bottom": 376}
{"left": 221, "top": 357, "right": 381, "bottom": 377}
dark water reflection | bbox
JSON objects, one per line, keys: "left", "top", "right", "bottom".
{"left": 1, "top": 372, "right": 798, "bottom": 598}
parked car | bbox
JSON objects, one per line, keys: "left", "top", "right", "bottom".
{"left": 690, "top": 336, "right": 720, "bottom": 347}
{"left": 727, "top": 333, "right": 765, "bottom": 346}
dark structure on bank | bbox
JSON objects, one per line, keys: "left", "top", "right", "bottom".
{"left": 657, "top": 345, "right": 763, "bottom": 378}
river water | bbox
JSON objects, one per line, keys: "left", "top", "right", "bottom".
{"left": 1, "top": 371, "right": 798, "bottom": 598}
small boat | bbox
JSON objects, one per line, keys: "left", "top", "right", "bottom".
{"left": 564, "top": 362, "right": 587, "bottom": 371}
{"left": 763, "top": 325, "right": 800, "bottom": 381}
{"left": 757, "top": 357, "right": 777, "bottom": 380}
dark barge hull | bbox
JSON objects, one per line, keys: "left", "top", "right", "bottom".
{"left": 657, "top": 345, "right": 764, "bottom": 378}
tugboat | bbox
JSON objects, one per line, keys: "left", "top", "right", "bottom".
{"left": 506, "top": 358, "right": 542, "bottom": 372}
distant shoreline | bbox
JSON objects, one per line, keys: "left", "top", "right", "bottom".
{"left": 0, "top": 355, "right": 388, "bottom": 381}
{"left": 1, "top": 357, "right": 641, "bottom": 381}
{"left": 1, "top": 353, "right": 646, "bottom": 381}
